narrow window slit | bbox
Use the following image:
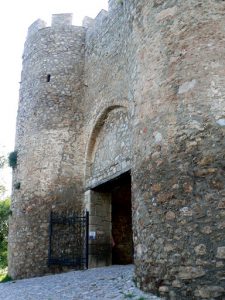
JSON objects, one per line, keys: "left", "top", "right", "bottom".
{"left": 47, "top": 74, "right": 51, "bottom": 82}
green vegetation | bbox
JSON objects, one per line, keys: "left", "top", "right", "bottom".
{"left": 117, "top": 0, "right": 124, "bottom": 5}
{"left": 8, "top": 151, "right": 18, "bottom": 169}
{"left": 0, "top": 197, "right": 10, "bottom": 268}
{"left": 14, "top": 182, "right": 21, "bottom": 190}
{"left": 123, "top": 292, "right": 135, "bottom": 298}
{"left": 0, "top": 197, "right": 11, "bottom": 282}
{"left": 0, "top": 270, "right": 11, "bottom": 283}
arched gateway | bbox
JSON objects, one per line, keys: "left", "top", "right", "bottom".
{"left": 10, "top": 1, "right": 225, "bottom": 297}
{"left": 84, "top": 105, "right": 133, "bottom": 267}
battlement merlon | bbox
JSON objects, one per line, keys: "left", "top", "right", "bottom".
{"left": 27, "top": 19, "right": 47, "bottom": 38}
{"left": 82, "top": 16, "right": 94, "bottom": 29}
{"left": 51, "top": 13, "right": 73, "bottom": 27}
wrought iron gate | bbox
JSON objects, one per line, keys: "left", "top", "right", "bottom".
{"left": 48, "top": 211, "right": 89, "bottom": 269}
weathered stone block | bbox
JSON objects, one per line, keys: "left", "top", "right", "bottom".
{"left": 178, "top": 267, "right": 205, "bottom": 280}
{"left": 216, "top": 247, "right": 225, "bottom": 259}
{"left": 195, "top": 286, "right": 225, "bottom": 299}
{"left": 194, "top": 244, "right": 207, "bottom": 256}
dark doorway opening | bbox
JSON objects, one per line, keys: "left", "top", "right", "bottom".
{"left": 93, "top": 171, "right": 133, "bottom": 265}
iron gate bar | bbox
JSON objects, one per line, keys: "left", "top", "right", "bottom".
{"left": 48, "top": 210, "right": 89, "bottom": 269}
{"left": 48, "top": 211, "right": 53, "bottom": 268}
{"left": 85, "top": 210, "right": 89, "bottom": 269}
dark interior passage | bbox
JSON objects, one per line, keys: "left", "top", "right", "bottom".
{"left": 94, "top": 171, "right": 133, "bottom": 265}
{"left": 111, "top": 175, "right": 133, "bottom": 264}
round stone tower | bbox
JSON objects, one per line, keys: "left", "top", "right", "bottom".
{"left": 8, "top": 14, "right": 86, "bottom": 279}
{"left": 125, "top": 0, "right": 225, "bottom": 298}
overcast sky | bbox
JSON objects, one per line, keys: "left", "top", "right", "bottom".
{"left": 0, "top": 0, "right": 108, "bottom": 195}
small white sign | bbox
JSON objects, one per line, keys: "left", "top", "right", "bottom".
{"left": 89, "top": 231, "right": 96, "bottom": 240}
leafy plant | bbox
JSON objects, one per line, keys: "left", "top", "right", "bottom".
{"left": 14, "top": 182, "right": 21, "bottom": 190}
{"left": 8, "top": 151, "right": 18, "bottom": 169}
{"left": 0, "top": 271, "right": 12, "bottom": 283}
{"left": 0, "top": 198, "right": 11, "bottom": 269}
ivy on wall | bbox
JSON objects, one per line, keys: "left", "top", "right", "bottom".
{"left": 8, "top": 151, "right": 18, "bottom": 169}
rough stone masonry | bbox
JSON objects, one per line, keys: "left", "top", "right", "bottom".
{"left": 8, "top": 0, "right": 225, "bottom": 299}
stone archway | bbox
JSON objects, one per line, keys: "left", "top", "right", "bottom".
{"left": 84, "top": 105, "right": 133, "bottom": 267}
{"left": 85, "top": 104, "right": 130, "bottom": 187}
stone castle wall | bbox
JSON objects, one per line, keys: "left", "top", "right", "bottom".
{"left": 9, "top": 1, "right": 225, "bottom": 299}
{"left": 127, "top": 1, "right": 225, "bottom": 298}
{"left": 83, "top": 3, "right": 131, "bottom": 188}
{"left": 9, "top": 14, "right": 86, "bottom": 278}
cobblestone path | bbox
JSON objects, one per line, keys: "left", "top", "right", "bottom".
{"left": 0, "top": 265, "right": 161, "bottom": 300}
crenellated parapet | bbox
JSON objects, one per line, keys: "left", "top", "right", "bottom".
{"left": 27, "top": 14, "right": 78, "bottom": 39}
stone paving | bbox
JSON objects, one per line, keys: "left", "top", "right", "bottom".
{"left": 0, "top": 265, "right": 161, "bottom": 300}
